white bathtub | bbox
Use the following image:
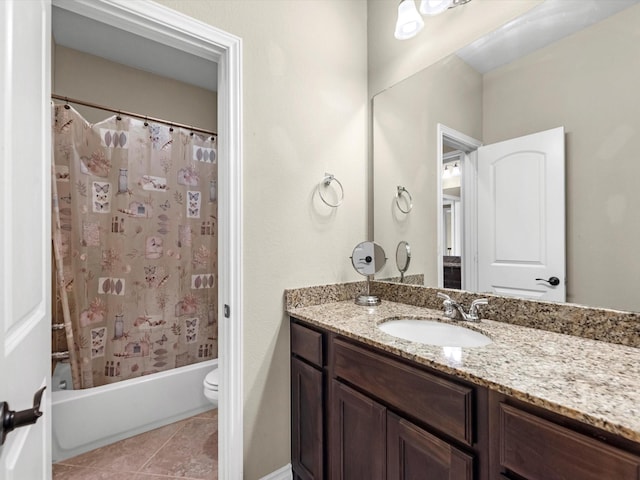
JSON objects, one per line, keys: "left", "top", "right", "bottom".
{"left": 52, "top": 358, "right": 217, "bottom": 462}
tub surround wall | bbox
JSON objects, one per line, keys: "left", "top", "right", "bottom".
{"left": 285, "top": 285, "right": 640, "bottom": 444}
{"left": 52, "top": 359, "right": 217, "bottom": 462}
{"left": 286, "top": 282, "right": 640, "bottom": 348}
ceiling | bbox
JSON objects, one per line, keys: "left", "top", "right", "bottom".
{"left": 456, "top": 0, "right": 640, "bottom": 74}
{"left": 52, "top": 7, "right": 218, "bottom": 92}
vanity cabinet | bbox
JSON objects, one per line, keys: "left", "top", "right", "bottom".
{"left": 330, "top": 336, "right": 478, "bottom": 479}
{"left": 291, "top": 318, "right": 485, "bottom": 480}
{"left": 491, "top": 397, "right": 640, "bottom": 480}
{"left": 290, "top": 317, "right": 640, "bottom": 480}
{"left": 291, "top": 321, "right": 326, "bottom": 480}
{"left": 330, "top": 379, "right": 474, "bottom": 480}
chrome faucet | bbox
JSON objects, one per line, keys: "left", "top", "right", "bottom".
{"left": 436, "top": 292, "right": 488, "bottom": 323}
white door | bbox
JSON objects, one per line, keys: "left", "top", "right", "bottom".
{"left": 477, "top": 127, "right": 565, "bottom": 302}
{"left": 0, "top": 1, "right": 52, "bottom": 479}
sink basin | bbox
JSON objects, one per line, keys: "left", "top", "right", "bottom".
{"left": 378, "top": 318, "right": 492, "bottom": 347}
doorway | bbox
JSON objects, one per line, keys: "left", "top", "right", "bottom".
{"left": 50, "top": 1, "right": 243, "bottom": 478}
{"left": 436, "top": 124, "right": 482, "bottom": 292}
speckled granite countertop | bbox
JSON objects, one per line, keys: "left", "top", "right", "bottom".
{"left": 287, "top": 299, "right": 640, "bottom": 444}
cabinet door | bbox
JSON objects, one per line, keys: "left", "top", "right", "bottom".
{"left": 388, "top": 412, "right": 474, "bottom": 480}
{"left": 291, "top": 357, "right": 324, "bottom": 480}
{"left": 330, "top": 380, "right": 386, "bottom": 480}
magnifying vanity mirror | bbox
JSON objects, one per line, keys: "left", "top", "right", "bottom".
{"left": 351, "top": 241, "right": 386, "bottom": 306}
{"left": 372, "top": 0, "right": 640, "bottom": 312}
{"left": 395, "top": 241, "right": 411, "bottom": 283}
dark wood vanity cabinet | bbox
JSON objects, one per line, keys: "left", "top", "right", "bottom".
{"left": 329, "top": 379, "right": 474, "bottom": 480}
{"left": 490, "top": 396, "right": 640, "bottom": 480}
{"left": 291, "top": 317, "right": 640, "bottom": 480}
{"left": 291, "top": 318, "right": 484, "bottom": 480}
{"left": 291, "top": 322, "right": 326, "bottom": 480}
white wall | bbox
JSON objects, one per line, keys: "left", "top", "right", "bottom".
{"left": 54, "top": 45, "right": 217, "bottom": 131}
{"left": 154, "top": 1, "right": 368, "bottom": 478}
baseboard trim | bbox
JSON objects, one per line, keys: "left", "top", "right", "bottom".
{"left": 259, "top": 463, "right": 292, "bottom": 480}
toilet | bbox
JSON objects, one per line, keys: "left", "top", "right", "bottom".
{"left": 203, "top": 366, "right": 219, "bottom": 407}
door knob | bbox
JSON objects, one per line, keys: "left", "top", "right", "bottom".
{"left": 535, "top": 276, "right": 560, "bottom": 286}
{"left": 0, "top": 386, "right": 46, "bottom": 445}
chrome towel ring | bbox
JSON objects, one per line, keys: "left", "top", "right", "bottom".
{"left": 395, "top": 186, "right": 413, "bottom": 213}
{"left": 317, "top": 173, "right": 344, "bottom": 208}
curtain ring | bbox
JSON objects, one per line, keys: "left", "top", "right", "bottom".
{"left": 116, "top": 110, "right": 122, "bottom": 121}
{"left": 63, "top": 97, "right": 70, "bottom": 110}
{"left": 395, "top": 186, "right": 413, "bottom": 214}
{"left": 144, "top": 116, "right": 149, "bottom": 127}
{"left": 317, "top": 173, "right": 344, "bottom": 208}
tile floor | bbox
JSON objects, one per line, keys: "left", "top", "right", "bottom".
{"left": 53, "top": 409, "right": 217, "bottom": 480}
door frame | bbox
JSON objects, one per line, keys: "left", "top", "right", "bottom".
{"left": 436, "top": 124, "right": 482, "bottom": 291}
{"left": 50, "top": 1, "right": 243, "bottom": 478}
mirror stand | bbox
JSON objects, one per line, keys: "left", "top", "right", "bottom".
{"left": 351, "top": 241, "right": 386, "bottom": 306}
{"left": 355, "top": 277, "right": 380, "bottom": 306}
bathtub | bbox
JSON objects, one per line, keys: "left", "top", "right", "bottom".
{"left": 52, "top": 358, "right": 217, "bottom": 462}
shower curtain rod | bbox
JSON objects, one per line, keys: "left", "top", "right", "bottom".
{"left": 51, "top": 94, "right": 218, "bottom": 138}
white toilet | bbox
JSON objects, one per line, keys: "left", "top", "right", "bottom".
{"left": 203, "top": 366, "right": 219, "bottom": 407}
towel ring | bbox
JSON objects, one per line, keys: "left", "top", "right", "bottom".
{"left": 317, "top": 173, "right": 344, "bottom": 208}
{"left": 395, "top": 186, "right": 413, "bottom": 214}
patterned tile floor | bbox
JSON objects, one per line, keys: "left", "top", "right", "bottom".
{"left": 53, "top": 409, "right": 217, "bottom": 480}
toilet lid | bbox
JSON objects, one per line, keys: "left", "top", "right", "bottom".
{"left": 204, "top": 369, "right": 218, "bottom": 391}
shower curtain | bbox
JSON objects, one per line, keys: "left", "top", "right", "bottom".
{"left": 52, "top": 104, "right": 218, "bottom": 389}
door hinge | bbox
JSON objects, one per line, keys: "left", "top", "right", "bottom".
{"left": 224, "top": 304, "right": 230, "bottom": 318}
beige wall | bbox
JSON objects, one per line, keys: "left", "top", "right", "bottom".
{"left": 483, "top": 4, "right": 640, "bottom": 311}
{"left": 153, "top": 1, "right": 368, "bottom": 478}
{"left": 373, "top": 55, "right": 481, "bottom": 285}
{"left": 367, "top": 0, "right": 543, "bottom": 97}
{"left": 53, "top": 45, "right": 217, "bottom": 131}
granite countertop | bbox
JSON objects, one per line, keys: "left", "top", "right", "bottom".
{"left": 287, "top": 299, "right": 640, "bottom": 444}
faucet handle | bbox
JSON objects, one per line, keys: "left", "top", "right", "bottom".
{"left": 436, "top": 292, "right": 457, "bottom": 319}
{"left": 437, "top": 292, "right": 452, "bottom": 302}
{"left": 471, "top": 298, "right": 488, "bottom": 306}
{"left": 469, "top": 298, "right": 488, "bottom": 315}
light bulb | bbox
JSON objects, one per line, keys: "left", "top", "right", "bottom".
{"left": 419, "top": 0, "right": 453, "bottom": 16}
{"left": 442, "top": 165, "right": 451, "bottom": 179}
{"left": 452, "top": 163, "right": 461, "bottom": 176}
{"left": 394, "top": 0, "right": 425, "bottom": 40}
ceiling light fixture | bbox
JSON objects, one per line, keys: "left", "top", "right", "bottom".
{"left": 394, "top": 0, "right": 425, "bottom": 40}
{"left": 442, "top": 165, "right": 451, "bottom": 179}
{"left": 395, "top": 0, "right": 472, "bottom": 40}
{"left": 452, "top": 163, "right": 461, "bottom": 176}
{"left": 420, "top": 0, "right": 452, "bottom": 16}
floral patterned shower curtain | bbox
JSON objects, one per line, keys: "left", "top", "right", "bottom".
{"left": 52, "top": 104, "right": 218, "bottom": 389}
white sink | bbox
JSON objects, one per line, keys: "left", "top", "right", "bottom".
{"left": 378, "top": 318, "right": 492, "bottom": 347}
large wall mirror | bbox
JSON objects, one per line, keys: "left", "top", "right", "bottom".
{"left": 372, "top": 0, "right": 640, "bottom": 312}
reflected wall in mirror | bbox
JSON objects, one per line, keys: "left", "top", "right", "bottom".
{"left": 373, "top": 0, "right": 640, "bottom": 312}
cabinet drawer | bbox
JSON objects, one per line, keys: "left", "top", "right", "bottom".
{"left": 291, "top": 321, "right": 324, "bottom": 367}
{"left": 333, "top": 338, "right": 474, "bottom": 445}
{"left": 499, "top": 403, "right": 640, "bottom": 480}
